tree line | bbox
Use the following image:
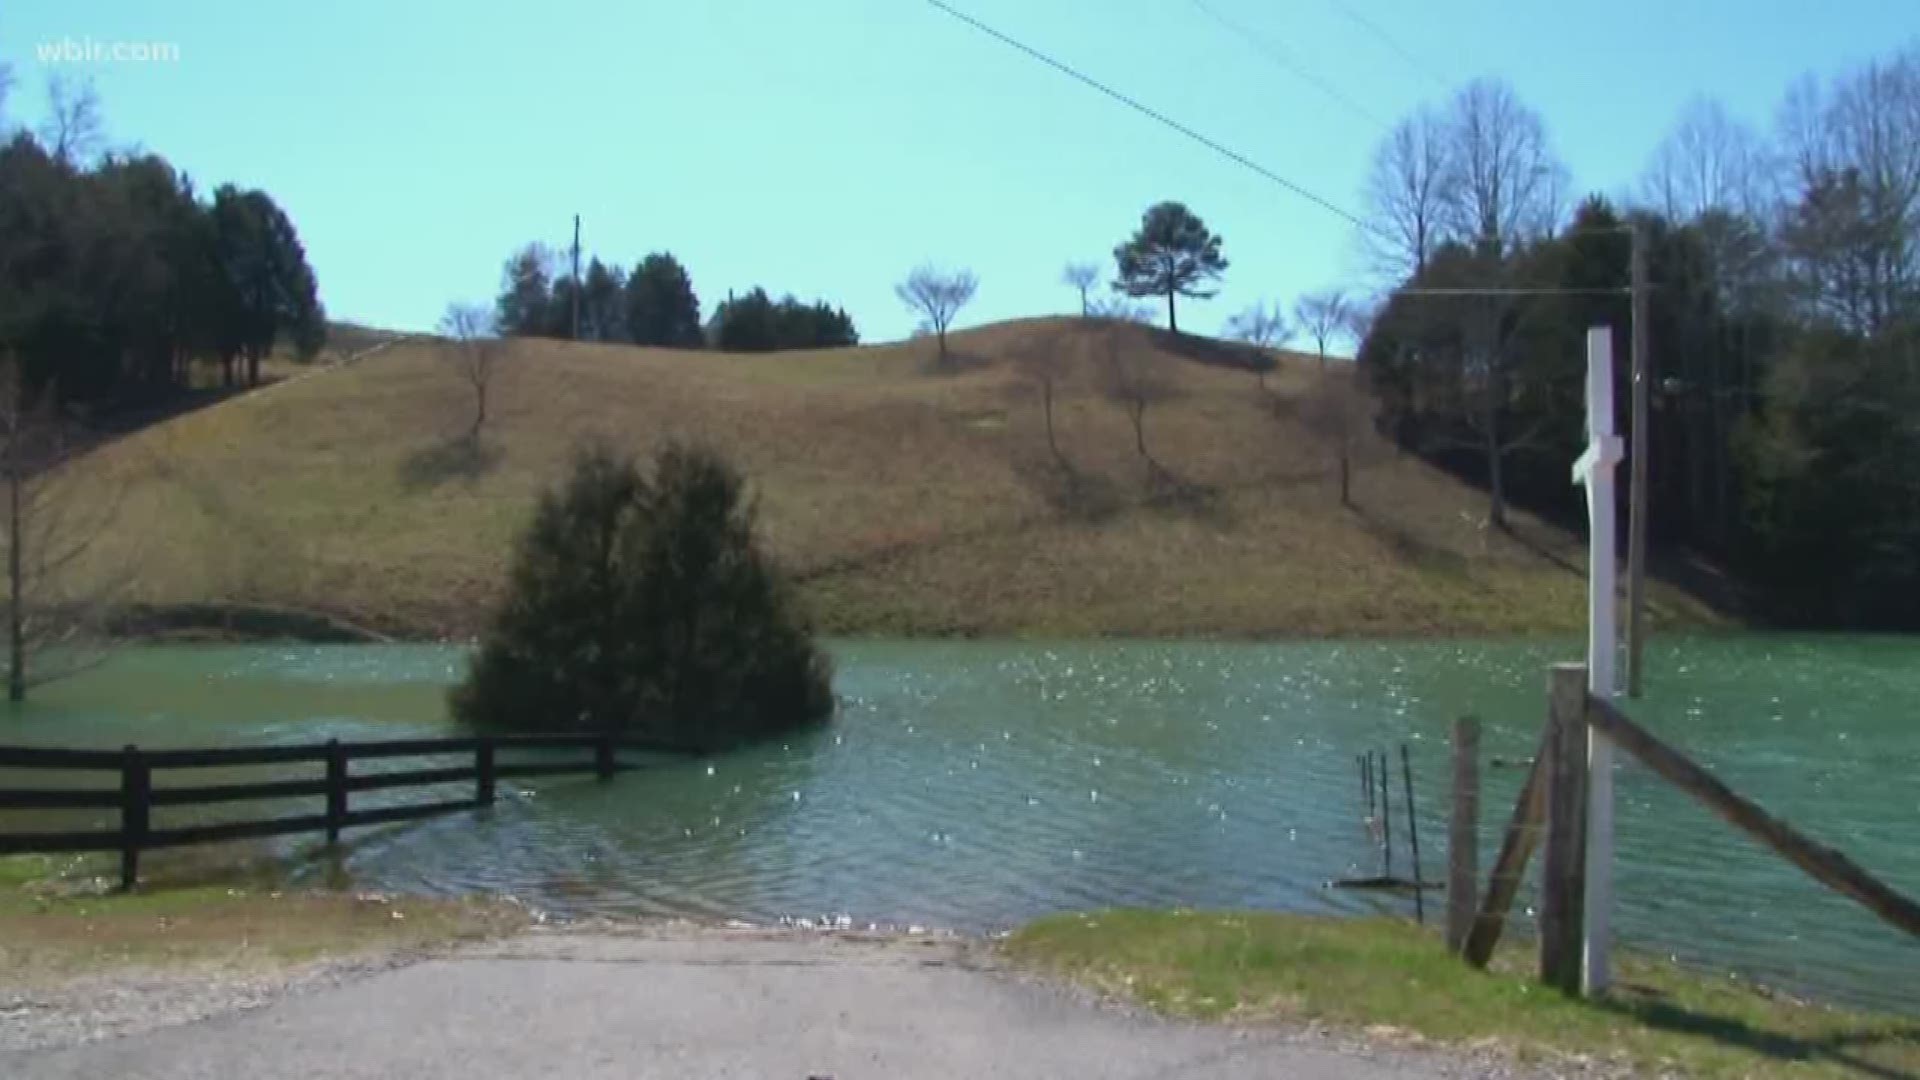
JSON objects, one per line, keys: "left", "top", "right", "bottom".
{"left": 492, "top": 242, "right": 857, "bottom": 352}
{"left": 1354, "top": 44, "right": 1920, "bottom": 628}
{"left": 0, "top": 77, "right": 325, "bottom": 411}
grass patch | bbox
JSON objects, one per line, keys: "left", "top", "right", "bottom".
{"left": 68, "top": 318, "right": 1723, "bottom": 640}
{"left": 1002, "top": 909, "right": 1920, "bottom": 1079}
{"left": 0, "top": 854, "right": 526, "bottom": 981}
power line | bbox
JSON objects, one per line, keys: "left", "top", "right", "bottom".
{"left": 921, "top": 0, "right": 1647, "bottom": 302}
{"left": 1391, "top": 287, "right": 1633, "bottom": 297}
{"left": 1188, "top": 0, "right": 1388, "bottom": 130}
{"left": 1327, "top": 1, "right": 1451, "bottom": 92}
{"left": 922, "top": 0, "right": 1374, "bottom": 236}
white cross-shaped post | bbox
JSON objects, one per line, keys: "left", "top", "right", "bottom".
{"left": 1572, "top": 326, "right": 1623, "bottom": 995}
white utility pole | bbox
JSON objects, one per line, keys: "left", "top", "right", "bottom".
{"left": 1573, "top": 326, "right": 1623, "bottom": 995}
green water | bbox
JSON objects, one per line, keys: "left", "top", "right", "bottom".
{"left": 3, "top": 635, "right": 1917, "bottom": 1014}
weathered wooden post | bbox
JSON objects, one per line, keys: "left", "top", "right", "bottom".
{"left": 1378, "top": 749, "right": 1393, "bottom": 879}
{"left": 476, "top": 738, "right": 496, "bottom": 807}
{"left": 1574, "top": 325, "right": 1624, "bottom": 994}
{"left": 1401, "top": 743, "right": 1424, "bottom": 924}
{"left": 1446, "top": 716, "right": 1481, "bottom": 953}
{"left": 325, "top": 739, "right": 347, "bottom": 844}
{"left": 1539, "top": 663, "right": 1591, "bottom": 993}
{"left": 120, "top": 745, "right": 149, "bottom": 892}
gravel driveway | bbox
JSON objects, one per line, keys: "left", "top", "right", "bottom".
{"left": 4, "top": 926, "right": 1546, "bottom": 1079}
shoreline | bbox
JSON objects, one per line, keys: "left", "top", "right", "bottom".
{"left": 95, "top": 598, "right": 1745, "bottom": 649}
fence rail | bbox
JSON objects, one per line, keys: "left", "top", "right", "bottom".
{"left": 0, "top": 733, "right": 655, "bottom": 888}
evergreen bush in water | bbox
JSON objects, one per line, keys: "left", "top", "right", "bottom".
{"left": 452, "top": 441, "right": 833, "bottom": 749}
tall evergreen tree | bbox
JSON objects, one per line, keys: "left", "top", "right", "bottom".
{"left": 1111, "top": 201, "right": 1228, "bottom": 334}
{"left": 625, "top": 252, "right": 702, "bottom": 348}
{"left": 495, "top": 243, "right": 556, "bottom": 338}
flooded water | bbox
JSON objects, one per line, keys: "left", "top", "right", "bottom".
{"left": 3, "top": 635, "right": 1917, "bottom": 1014}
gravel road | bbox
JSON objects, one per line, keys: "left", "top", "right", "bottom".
{"left": 4, "top": 926, "right": 1556, "bottom": 1079}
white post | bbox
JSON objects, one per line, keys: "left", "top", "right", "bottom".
{"left": 1572, "top": 326, "right": 1623, "bottom": 995}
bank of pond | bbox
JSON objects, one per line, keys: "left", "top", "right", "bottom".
{"left": 2, "top": 634, "right": 1916, "bottom": 1015}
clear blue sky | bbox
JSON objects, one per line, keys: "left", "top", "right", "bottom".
{"left": 3, "top": 1, "right": 1912, "bottom": 342}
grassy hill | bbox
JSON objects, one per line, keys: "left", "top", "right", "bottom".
{"left": 72, "top": 317, "right": 1718, "bottom": 640}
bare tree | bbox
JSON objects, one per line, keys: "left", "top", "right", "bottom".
{"left": 895, "top": 265, "right": 978, "bottom": 367}
{"left": 1774, "top": 45, "right": 1920, "bottom": 333}
{"left": 1224, "top": 300, "right": 1292, "bottom": 389}
{"left": 1061, "top": 263, "right": 1099, "bottom": 316}
{"left": 0, "top": 359, "right": 122, "bottom": 702}
{"left": 1442, "top": 79, "right": 1566, "bottom": 254}
{"left": 1293, "top": 291, "right": 1350, "bottom": 368}
{"left": 1097, "top": 327, "right": 1176, "bottom": 480}
{"left": 1364, "top": 106, "right": 1452, "bottom": 277}
{"left": 439, "top": 303, "right": 500, "bottom": 440}
{"left": 1639, "top": 97, "right": 1772, "bottom": 221}
{"left": 1299, "top": 366, "right": 1376, "bottom": 508}
{"left": 1010, "top": 338, "right": 1071, "bottom": 472}
{"left": 39, "top": 75, "right": 105, "bottom": 166}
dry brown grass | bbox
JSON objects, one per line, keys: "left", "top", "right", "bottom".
{"left": 72, "top": 317, "right": 1719, "bottom": 639}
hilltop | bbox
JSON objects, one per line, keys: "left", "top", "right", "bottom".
{"left": 71, "top": 318, "right": 1717, "bottom": 639}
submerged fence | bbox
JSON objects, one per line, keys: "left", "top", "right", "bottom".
{"left": 0, "top": 734, "right": 652, "bottom": 889}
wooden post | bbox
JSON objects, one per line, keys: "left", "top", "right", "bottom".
{"left": 595, "top": 734, "right": 615, "bottom": 780}
{"left": 1462, "top": 720, "right": 1553, "bottom": 967}
{"left": 1401, "top": 743, "right": 1424, "bottom": 924}
{"left": 325, "top": 739, "right": 347, "bottom": 844}
{"left": 1378, "top": 749, "right": 1392, "bottom": 879}
{"left": 476, "top": 738, "right": 496, "bottom": 807}
{"left": 1588, "top": 695, "right": 1920, "bottom": 939}
{"left": 120, "top": 745, "right": 149, "bottom": 892}
{"left": 1626, "top": 226, "right": 1650, "bottom": 698}
{"left": 1539, "top": 664, "right": 1590, "bottom": 993}
{"left": 1362, "top": 753, "right": 1374, "bottom": 817}
{"left": 1446, "top": 717, "right": 1481, "bottom": 953}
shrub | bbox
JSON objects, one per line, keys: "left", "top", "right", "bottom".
{"left": 451, "top": 441, "right": 833, "bottom": 750}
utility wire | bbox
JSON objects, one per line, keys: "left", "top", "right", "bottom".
{"left": 1188, "top": 0, "right": 1388, "bottom": 130}
{"left": 922, "top": 0, "right": 1375, "bottom": 236}
{"left": 921, "top": 0, "right": 1646, "bottom": 301}
{"left": 1327, "top": 1, "right": 1451, "bottom": 92}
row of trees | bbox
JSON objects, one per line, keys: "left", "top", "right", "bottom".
{"left": 1354, "top": 44, "right": 1920, "bottom": 627}
{"left": 0, "top": 78, "right": 325, "bottom": 410}
{"left": 493, "top": 243, "right": 857, "bottom": 352}
{"left": 1, "top": 75, "right": 325, "bottom": 700}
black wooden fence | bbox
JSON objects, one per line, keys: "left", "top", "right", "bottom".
{"left": 0, "top": 734, "right": 643, "bottom": 889}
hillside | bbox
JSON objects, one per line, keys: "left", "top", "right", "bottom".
{"left": 71, "top": 318, "right": 1717, "bottom": 639}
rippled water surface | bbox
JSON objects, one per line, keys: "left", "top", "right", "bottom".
{"left": 4, "top": 636, "right": 1918, "bottom": 1013}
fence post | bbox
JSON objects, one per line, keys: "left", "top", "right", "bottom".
{"left": 1378, "top": 749, "right": 1392, "bottom": 879}
{"left": 595, "top": 734, "right": 615, "bottom": 780}
{"left": 120, "top": 745, "right": 149, "bottom": 892}
{"left": 325, "top": 739, "right": 347, "bottom": 845}
{"left": 1446, "top": 716, "right": 1482, "bottom": 954}
{"left": 1539, "top": 663, "right": 1590, "bottom": 994}
{"left": 1401, "top": 743, "right": 1424, "bottom": 924}
{"left": 477, "top": 738, "right": 496, "bottom": 807}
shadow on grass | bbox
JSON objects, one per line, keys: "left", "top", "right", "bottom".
{"left": 1139, "top": 461, "right": 1234, "bottom": 527}
{"left": 398, "top": 435, "right": 502, "bottom": 491}
{"left": 1354, "top": 506, "right": 1472, "bottom": 578}
{"left": 1142, "top": 326, "right": 1271, "bottom": 374}
{"left": 1013, "top": 453, "right": 1127, "bottom": 522}
{"left": 1604, "top": 989, "right": 1920, "bottom": 1080}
